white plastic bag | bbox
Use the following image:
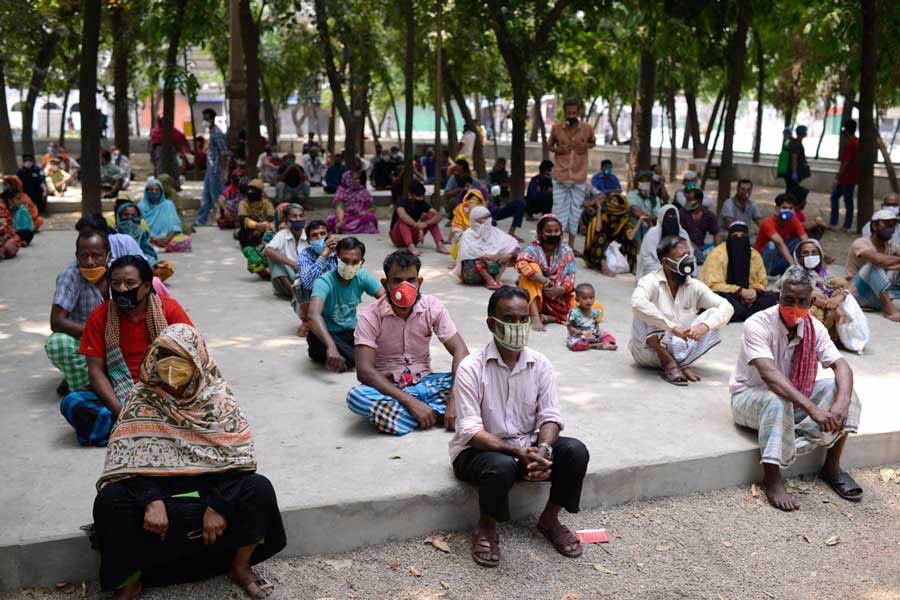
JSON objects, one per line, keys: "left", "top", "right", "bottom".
{"left": 836, "top": 294, "right": 869, "bottom": 354}
{"left": 606, "top": 241, "right": 630, "bottom": 274}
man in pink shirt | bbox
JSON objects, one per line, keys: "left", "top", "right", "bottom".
{"left": 450, "top": 286, "right": 589, "bottom": 568}
{"left": 348, "top": 250, "right": 469, "bottom": 435}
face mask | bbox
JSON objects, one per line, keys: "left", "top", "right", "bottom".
{"left": 779, "top": 305, "right": 809, "bottom": 328}
{"left": 566, "top": 117, "right": 578, "bottom": 126}
{"left": 876, "top": 226, "right": 896, "bottom": 242}
{"left": 542, "top": 234, "right": 561, "bottom": 247}
{"left": 289, "top": 219, "right": 305, "bottom": 232}
{"left": 310, "top": 239, "right": 327, "bottom": 254}
{"left": 802, "top": 255, "right": 821, "bottom": 270}
{"left": 79, "top": 265, "right": 107, "bottom": 284}
{"left": 112, "top": 285, "right": 146, "bottom": 311}
{"left": 146, "top": 191, "right": 162, "bottom": 203}
{"left": 247, "top": 189, "right": 262, "bottom": 202}
{"left": 602, "top": 167, "right": 612, "bottom": 175}
{"left": 684, "top": 181, "right": 697, "bottom": 190}
{"left": 883, "top": 205, "right": 900, "bottom": 217}
{"left": 156, "top": 356, "right": 196, "bottom": 389}
{"left": 389, "top": 281, "right": 419, "bottom": 308}
{"left": 638, "top": 182, "right": 651, "bottom": 193}
{"left": 491, "top": 317, "right": 530, "bottom": 350}
{"left": 665, "top": 255, "right": 696, "bottom": 281}
{"left": 118, "top": 218, "right": 142, "bottom": 237}
{"left": 337, "top": 258, "right": 361, "bottom": 280}
{"left": 778, "top": 209, "right": 794, "bottom": 222}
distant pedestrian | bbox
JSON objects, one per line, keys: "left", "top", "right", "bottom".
{"left": 196, "top": 109, "right": 228, "bottom": 226}
{"left": 830, "top": 119, "right": 859, "bottom": 231}
{"left": 785, "top": 125, "right": 810, "bottom": 205}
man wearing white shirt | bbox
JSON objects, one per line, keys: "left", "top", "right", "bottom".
{"left": 262, "top": 204, "right": 305, "bottom": 300}
{"left": 299, "top": 147, "right": 326, "bottom": 186}
{"left": 630, "top": 235, "right": 734, "bottom": 385}
{"left": 256, "top": 145, "right": 280, "bottom": 185}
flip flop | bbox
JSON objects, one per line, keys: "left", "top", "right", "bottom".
{"left": 820, "top": 470, "right": 863, "bottom": 502}
{"left": 661, "top": 366, "right": 689, "bottom": 386}
{"left": 471, "top": 530, "right": 500, "bottom": 568}
{"left": 537, "top": 523, "right": 583, "bottom": 558}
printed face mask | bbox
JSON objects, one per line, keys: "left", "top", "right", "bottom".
{"left": 112, "top": 285, "right": 146, "bottom": 311}
{"left": 79, "top": 265, "right": 107, "bottom": 283}
{"left": 802, "top": 255, "right": 821, "bottom": 270}
{"left": 156, "top": 356, "right": 196, "bottom": 388}
{"left": 491, "top": 317, "right": 530, "bottom": 350}
{"left": 779, "top": 305, "right": 809, "bottom": 328}
{"left": 389, "top": 281, "right": 419, "bottom": 308}
{"left": 336, "top": 258, "right": 361, "bottom": 280}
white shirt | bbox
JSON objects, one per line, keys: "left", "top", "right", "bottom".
{"left": 257, "top": 152, "right": 277, "bottom": 171}
{"left": 631, "top": 269, "right": 734, "bottom": 332}
{"left": 459, "top": 130, "right": 476, "bottom": 157}
{"left": 265, "top": 228, "right": 304, "bottom": 264}
{"left": 729, "top": 305, "right": 842, "bottom": 394}
{"left": 299, "top": 154, "right": 326, "bottom": 183}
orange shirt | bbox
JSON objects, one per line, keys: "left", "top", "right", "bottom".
{"left": 549, "top": 121, "right": 595, "bottom": 184}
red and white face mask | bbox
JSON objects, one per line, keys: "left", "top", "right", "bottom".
{"left": 779, "top": 305, "right": 809, "bottom": 327}
{"left": 389, "top": 281, "right": 419, "bottom": 308}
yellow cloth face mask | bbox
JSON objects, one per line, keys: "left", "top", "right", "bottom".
{"left": 79, "top": 265, "right": 107, "bottom": 283}
{"left": 156, "top": 356, "right": 196, "bottom": 388}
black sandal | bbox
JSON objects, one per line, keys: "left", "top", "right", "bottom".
{"left": 661, "top": 366, "right": 689, "bottom": 386}
{"left": 820, "top": 470, "right": 863, "bottom": 502}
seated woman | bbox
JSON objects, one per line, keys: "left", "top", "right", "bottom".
{"left": 238, "top": 179, "right": 275, "bottom": 278}
{"left": 582, "top": 191, "right": 638, "bottom": 277}
{"left": 325, "top": 168, "right": 378, "bottom": 234}
{"left": 453, "top": 206, "right": 519, "bottom": 289}
{"left": 516, "top": 214, "right": 577, "bottom": 331}
{"left": 3, "top": 175, "right": 43, "bottom": 232}
{"left": 792, "top": 238, "right": 868, "bottom": 351}
{"left": 389, "top": 179, "right": 448, "bottom": 256}
{"left": 138, "top": 178, "right": 192, "bottom": 253}
{"left": 0, "top": 196, "right": 22, "bottom": 259}
{"left": 217, "top": 169, "right": 247, "bottom": 230}
{"left": 92, "top": 323, "right": 286, "bottom": 600}
{"left": 635, "top": 204, "right": 692, "bottom": 280}
{"left": 450, "top": 188, "right": 488, "bottom": 246}
{"left": 699, "top": 221, "right": 778, "bottom": 322}
{"left": 292, "top": 220, "right": 337, "bottom": 337}
{"left": 115, "top": 202, "right": 176, "bottom": 282}
{"left": 61, "top": 255, "right": 192, "bottom": 446}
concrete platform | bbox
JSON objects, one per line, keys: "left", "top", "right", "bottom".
{"left": 1, "top": 226, "right": 899, "bottom": 591}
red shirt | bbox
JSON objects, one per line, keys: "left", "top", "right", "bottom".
{"left": 837, "top": 136, "right": 859, "bottom": 185}
{"left": 754, "top": 214, "right": 806, "bottom": 252}
{"left": 80, "top": 296, "right": 193, "bottom": 381}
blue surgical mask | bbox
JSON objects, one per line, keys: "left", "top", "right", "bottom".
{"left": 778, "top": 209, "right": 794, "bottom": 222}
{"left": 684, "top": 181, "right": 697, "bottom": 190}
{"left": 310, "top": 239, "right": 327, "bottom": 254}
{"left": 602, "top": 167, "right": 612, "bottom": 175}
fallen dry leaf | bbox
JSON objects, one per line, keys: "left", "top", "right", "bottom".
{"left": 721, "top": 541, "right": 733, "bottom": 548}
{"left": 440, "top": 581, "right": 450, "bottom": 590}
{"left": 425, "top": 535, "right": 451, "bottom": 553}
{"left": 54, "top": 582, "right": 76, "bottom": 594}
{"left": 389, "top": 455, "right": 402, "bottom": 460}
{"left": 409, "top": 566, "right": 422, "bottom": 577}
{"left": 655, "top": 544, "right": 672, "bottom": 552}
{"left": 802, "top": 534, "right": 812, "bottom": 544}
{"left": 880, "top": 468, "right": 895, "bottom": 483}
{"left": 751, "top": 483, "right": 759, "bottom": 498}
{"left": 560, "top": 593, "right": 580, "bottom": 600}
{"left": 825, "top": 535, "right": 841, "bottom": 547}
{"left": 593, "top": 563, "right": 617, "bottom": 575}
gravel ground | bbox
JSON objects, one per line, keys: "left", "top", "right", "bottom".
{"left": 6, "top": 465, "right": 900, "bottom": 600}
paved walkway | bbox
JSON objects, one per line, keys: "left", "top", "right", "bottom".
{"left": 1, "top": 222, "right": 899, "bottom": 589}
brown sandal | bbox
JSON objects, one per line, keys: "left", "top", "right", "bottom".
{"left": 471, "top": 530, "right": 500, "bottom": 568}
{"left": 661, "top": 366, "right": 689, "bottom": 386}
{"left": 537, "top": 523, "right": 583, "bottom": 558}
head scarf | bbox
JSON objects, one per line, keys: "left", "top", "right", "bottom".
{"left": 138, "top": 178, "right": 183, "bottom": 239}
{"left": 456, "top": 206, "right": 519, "bottom": 265}
{"left": 97, "top": 324, "right": 256, "bottom": 489}
{"left": 156, "top": 173, "right": 178, "bottom": 202}
{"left": 334, "top": 171, "right": 373, "bottom": 214}
{"left": 451, "top": 188, "right": 487, "bottom": 231}
{"left": 793, "top": 238, "right": 829, "bottom": 293}
{"left": 725, "top": 221, "right": 751, "bottom": 288}
{"left": 660, "top": 204, "right": 681, "bottom": 238}
{"left": 600, "top": 192, "right": 631, "bottom": 238}
{"left": 115, "top": 202, "right": 159, "bottom": 266}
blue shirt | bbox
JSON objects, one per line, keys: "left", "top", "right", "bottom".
{"left": 311, "top": 268, "right": 382, "bottom": 333}
{"left": 590, "top": 171, "right": 622, "bottom": 194}
{"left": 207, "top": 124, "right": 228, "bottom": 173}
{"left": 298, "top": 247, "right": 337, "bottom": 291}
{"left": 52, "top": 263, "right": 105, "bottom": 326}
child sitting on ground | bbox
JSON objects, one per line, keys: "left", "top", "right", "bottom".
{"left": 566, "top": 283, "right": 617, "bottom": 351}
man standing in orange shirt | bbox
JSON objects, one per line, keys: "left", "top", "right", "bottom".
{"left": 548, "top": 99, "right": 596, "bottom": 253}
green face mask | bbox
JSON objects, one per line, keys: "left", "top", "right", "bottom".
{"left": 490, "top": 317, "right": 531, "bottom": 350}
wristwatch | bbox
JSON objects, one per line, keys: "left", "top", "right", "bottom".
{"left": 538, "top": 443, "right": 554, "bottom": 459}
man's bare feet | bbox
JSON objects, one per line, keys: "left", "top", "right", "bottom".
{"left": 228, "top": 565, "right": 273, "bottom": 599}
{"left": 601, "top": 268, "right": 617, "bottom": 278}
{"left": 763, "top": 465, "right": 799, "bottom": 511}
{"left": 113, "top": 581, "right": 142, "bottom": 600}
{"left": 598, "top": 342, "right": 618, "bottom": 351}
{"left": 681, "top": 366, "right": 701, "bottom": 382}
{"left": 883, "top": 311, "right": 900, "bottom": 322}
{"left": 406, "top": 244, "right": 422, "bottom": 257}
{"left": 436, "top": 242, "right": 450, "bottom": 255}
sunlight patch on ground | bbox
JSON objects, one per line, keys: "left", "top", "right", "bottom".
{"left": 18, "top": 320, "right": 52, "bottom": 336}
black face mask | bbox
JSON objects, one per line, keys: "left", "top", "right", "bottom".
{"left": 661, "top": 210, "right": 680, "bottom": 237}
{"left": 566, "top": 117, "right": 578, "bottom": 126}
{"left": 247, "top": 189, "right": 262, "bottom": 202}
{"left": 112, "top": 285, "right": 147, "bottom": 311}
{"left": 289, "top": 219, "right": 306, "bottom": 232}
{"left": 876, "top": 226, "right": 896, "bottom": 242}
{"left": 542, "top": 234, "right": 562, "bottom": 247}
{"left": 665, "top": 255, "right": 696, "bottom": 284}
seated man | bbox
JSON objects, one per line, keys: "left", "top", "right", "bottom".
{"left": 630, "top": 235, "right": 734, "bottom": 385}
{"left": 718, "top": 178, "right": 762, "bottom": 235}
{"left": 754, "top": 193, "right": 808, "bottom": 277}
{"left": 679, "top": 188, "right": 719, "bottom": 263}
{"left": 526, "top": 160, "right": 554, "bottom": 219}
{"left": 307, "top": 237, "right": 384, "bottom": 371}
{"left": 293, "top": 220, "right": 337, "bottom": 337}
{"left": 625, "top": 170, "right": 660, "bottom": 242}
{"left": 45, "top": 158, "right": 73, "bottom": 197}
{"left": 451, "top": 286, "right": 589, "bottom": 568}
{"left": 324, "top": 154, "right": 345, "bottom": 194}
{"left": 673, "top": 170, "right": 714, "bottom": 210}
{"left": 847, "top": 209, "right": 900, "bottom": 321}
{"left": 700, "top": 222, "right": 778, "bottom": 322}
{"left": 262, "top": 203, "right": 305, "bottom": 300}
{"left": 110, "top": 146, "right": 132, "bottom": 188}
{"left": 348, "top": 250, "right": 468, "bottom": 435}
{"left": 300, "top": 146, "right": 326, "bottom": 187}
{"left": 730, "top": 266, "right": 862, "bottom": 511}
{"left": 861, "top": 193, "right": 900, "bottom": 244}
{"left": 371, "top": 149, "right": 396, "bottom": 190}
{"left": 389, "top": 179, "right": 449, "bottom": 256}
{"left": 590, "top": 159, "right": 622, "bottom": 196}
{"left": 256, "top": 144, "right": 280, "bottom": 185}
{"left": 276, "top": 154, "right": 309, "bottom": 204}
{"left": 487, "top": 157, "right": 511, "bottom": 201}
{"left": 100, "top": 150, "right": 126, "bottom": 198}
{"left": 61, "top": 255, "right": 192, "bottom": 446}
{"left": 45, "top": 231, "right": 112, "bottom": 396}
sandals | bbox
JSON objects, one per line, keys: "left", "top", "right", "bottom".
{"left": 537, "top": 522, "right": 584, "bottom": 558}
{"left": 661, "top": 366, "right": 689, "bottom": 387}
{"left": 820, "top": 470, "right": 863, "bottom": 502}
{"left": 471, "top": 530, "right": 500, "bottom": 568}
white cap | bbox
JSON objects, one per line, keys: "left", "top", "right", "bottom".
{"left": 682, "top": 170, "right": 697, "bottom": 180}
{"left": 490, "top": 184, "right": 501, "bottom": 197}
{"left": 871, "top": 209, "right": 899, "bottom": 222}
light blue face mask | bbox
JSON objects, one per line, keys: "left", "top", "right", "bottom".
{"left": 684, "top": 181, "right": 697, "bottom": 190}
{"left": 310, "top": 239, "right": 327, "bottom": 254}
{"left": 147, "top": 191, "right": 162, "bottom": 203}
{"left": 602, "top": 167, "right": 612, "bottom": 175}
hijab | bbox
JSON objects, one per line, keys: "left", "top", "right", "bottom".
{"left": 725, "top": 221, "right": 751, "bottom": 288}
{"left": 138, "top": 177, "right": 182, "bottom": 238}
{"left": 115, "top": 201, "right": 159, "bottom": 266}
{"left": 456, "top": 206, "right": 519, "bottom": 264}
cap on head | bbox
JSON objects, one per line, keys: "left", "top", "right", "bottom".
{"left": 871, "top": 209, "right": 899, "bottom": 223}
{"left": 248, "top": 178, "right": 265, "bottom": 191}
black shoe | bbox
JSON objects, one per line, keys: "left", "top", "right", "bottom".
{"left": 56, "top": 379, "right": 69, "bottom": 396}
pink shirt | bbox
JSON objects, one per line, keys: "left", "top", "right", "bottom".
{"left": 729, "top": 306, "right": 843, "bottom": 395}
{"left": 354, "top": 294, "right": 458, "bottom": 384}
{"left": 449, "top": 342, "right": 564, "bottom": 463}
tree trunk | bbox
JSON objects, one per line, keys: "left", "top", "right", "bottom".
{"left": 447, "top": 72, "right": 486, "bottom": 178}
{"left": 433, "top": 0, "right": 443, "bottom": 205}
{"left": 783, "top": 99, "right": 795, "bottom": 130}
{"left": 701, "top": 97, "right": 727, "bottom": 190}
{"left": 80, "top": 0, "right": 102, "bottom": 215}
{"left": 508, "top": 78, "right": 529, "bottom": 202}
{"left": 259, "top": 73, "right": 278, "bottom": 146}
{"left": 533, "top": 91, "right": 548, "bottom": 161}
{"left": 489, "top": 98, "right": 499, "bottom": 154}
{"left": 327, "top": 101, "right": 336, "bottom": 156}
{"left": 290, "top": 104, "right": 306, "bottom": 138}
{"left": 383, "top": 79, "right": 402, "bottom": 148}
{"left": 366, "top": 109, "right": 381, "bottom": 148}
{"left": 681, "top": 93, "right": 693, "bottom": 149}
{"left": 314, "top": 0, "right": 353, "bottom": 160}
{"left": 0, "top": 60, "right": 17, "bottom": 173}
{"left": 161, "top": 0, "right": 187, "bottom": 179}
{"left": 815, "top": 94, "right": 832, "bottom": 159}
{"left": 133, "top": 101, "right": 140, "bottom": 137}
{"left": 401, "top": 0, "right": 414, "bottom": 196}
{"left": 629, "top": 49, "right": 656, "bottom": 173}
{"left": 610, "top": 103, "right": 622, "bottom": 144}
{"left": 717, "top": 0, "right": 750, "bottom": 210}
{"left": 752, "top": 28, "right": 764, "bottom": 163}
{"left": 21, "top": 32, "right": 60, "bottom": 157}
{"left": 876, "top": 134, "right": 899, "bottom": 193}
{"left": 444, "top": 94, "right": 458, "bottom": 156}
{"left": 112, "top": 4, "right": 130, "bottom": 155}
{"left": 700, "top": 89, "right": 725, "bottom": 158}
{"left": 239, "top": 0, "right": 262, "bottom": 177}
{"left": 58, "top": 88, "right": 71, "bottom": 146}
{"left": 529, "top": 99, "right": 540, "bottom": 143}
{"left": 857, "top": 0, "right": 876, "bottom": 232}
{"left": 667, "top": 83, "right": 677, "bottom": 182}
{"left": 839, "top": 84, "right": 855, "bottom": 158}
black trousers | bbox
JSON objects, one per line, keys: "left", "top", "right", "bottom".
{"left": 718, "top": 290, "right": 779, "bottom": 323}
{"left": 92, "top": 472, "right": 286, "bottom": 591}
{"left": 307, "top": 328, "right": 356, "bottom": 369}
{"left": 453, "top": 436, "right": 589, "bottom": 522}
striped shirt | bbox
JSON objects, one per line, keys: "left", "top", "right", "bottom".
{"left": 52, "top": 263, "right": 106, "bottom": 326}
{"left": 207, "top": 124, "right": 228, "bottom": 173}
{"left": 297, "top": 247, "right": 337, "bottom": 291}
